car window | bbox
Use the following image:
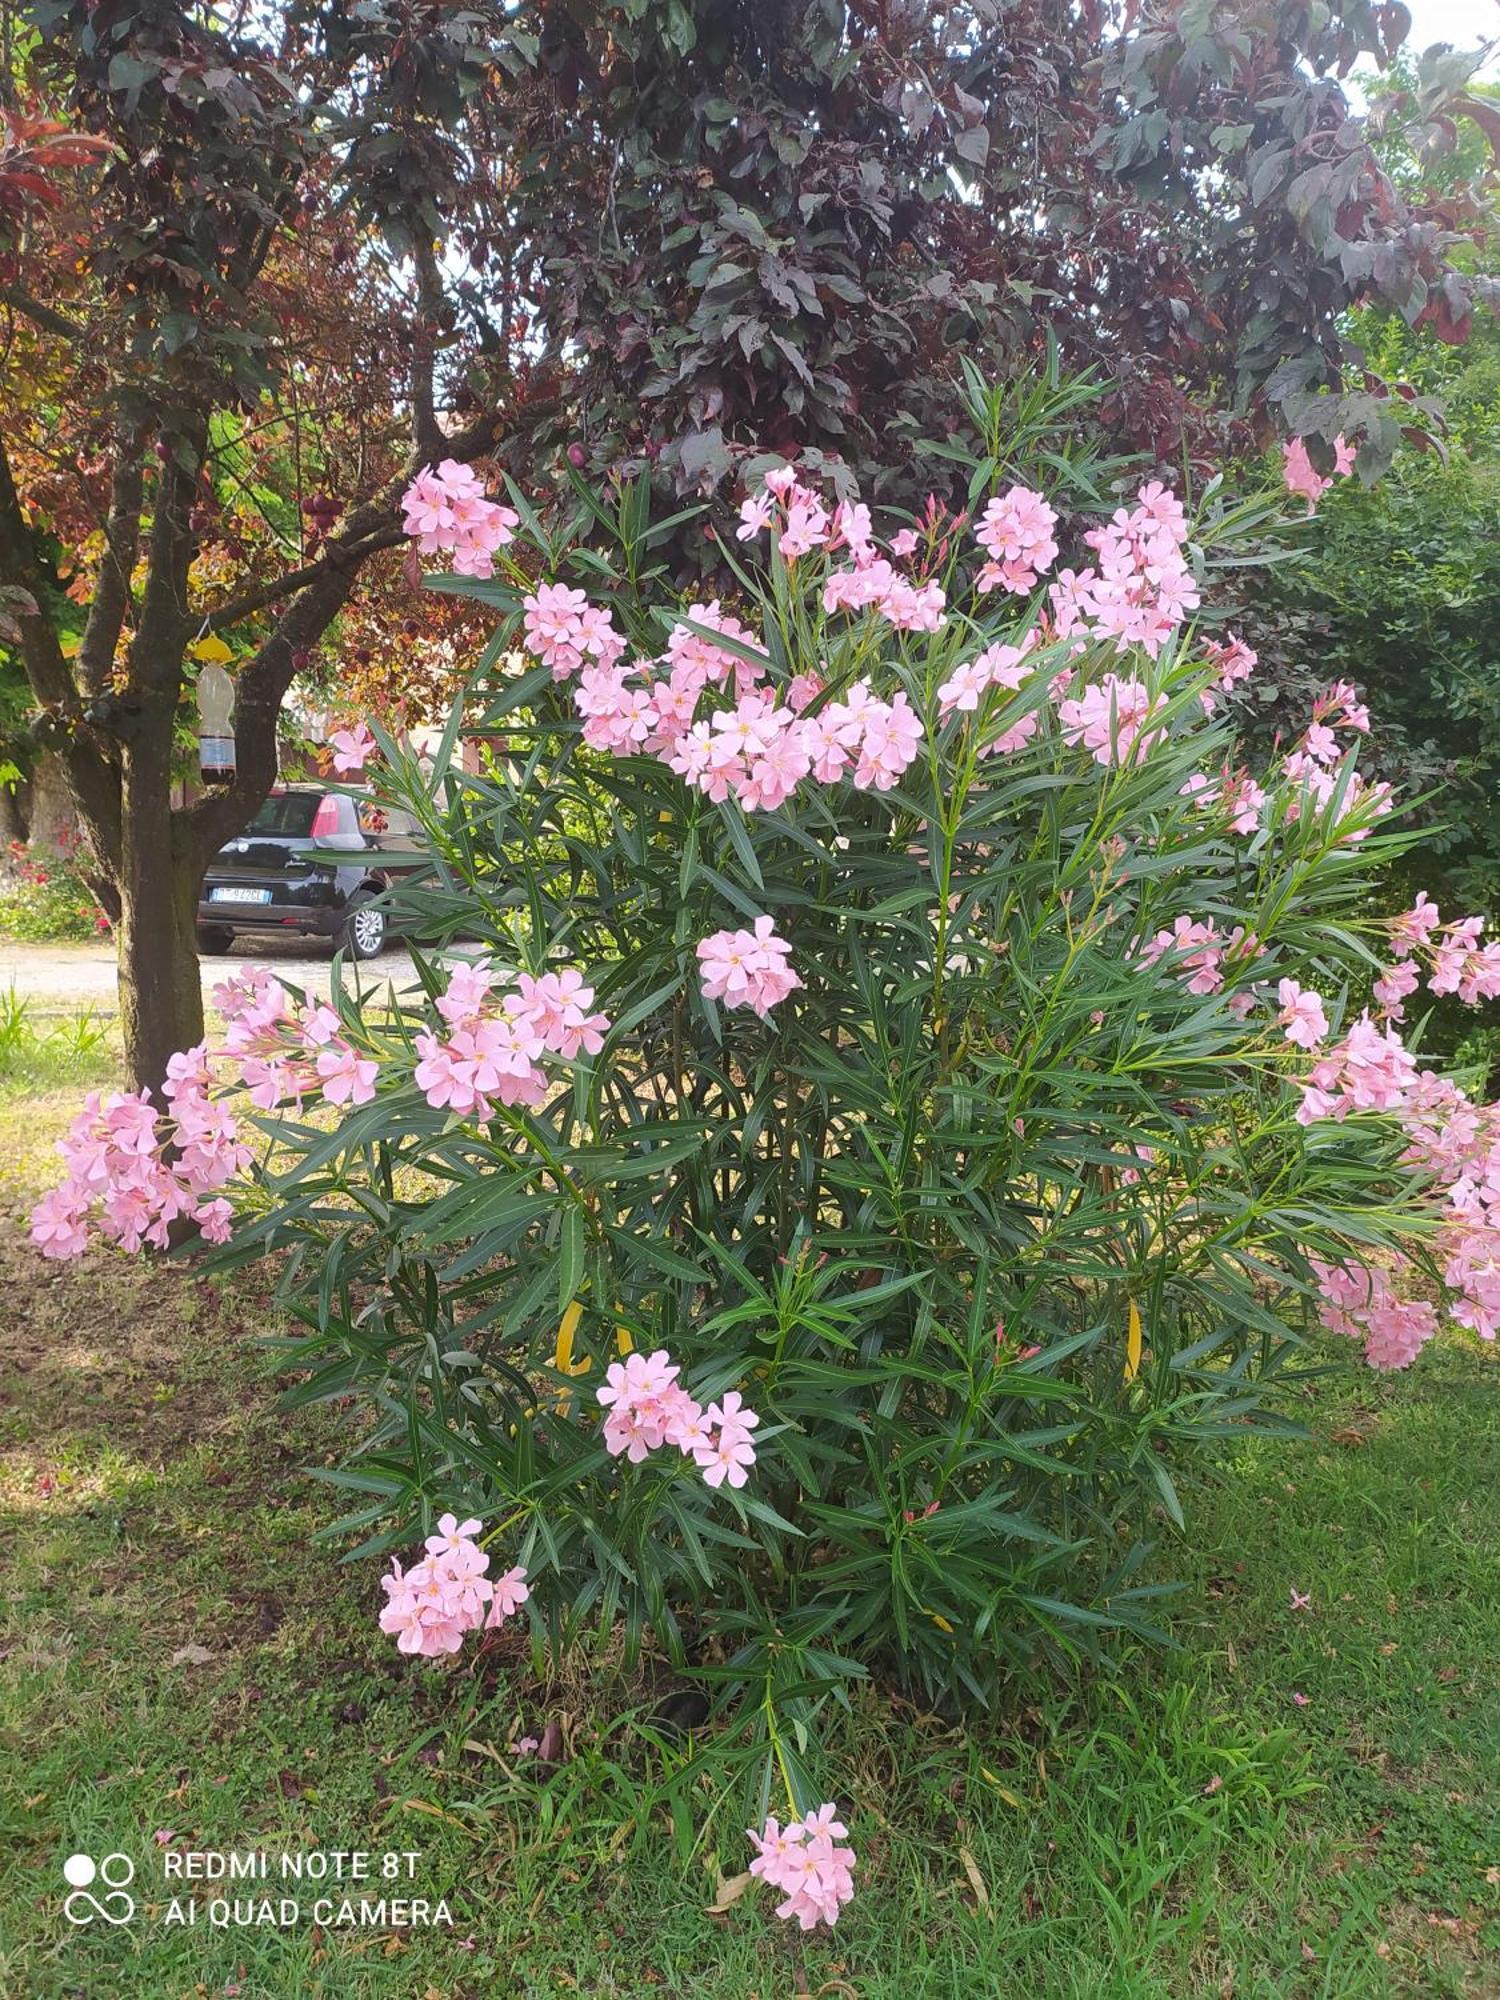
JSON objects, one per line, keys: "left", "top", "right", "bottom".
{"left": 246, "top": 793, "right": 320, "bottom": 836}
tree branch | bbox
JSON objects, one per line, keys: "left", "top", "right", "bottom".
{"left": 125, "top": 422, "right": 206, "bottom": 699}
{"left": 77, "top": 426, "right": 147, "bottom": 696}
{"left": 412, "top": 239, "right": 446, "bottom": 466}
{"left": 202, "top": 521, "right": 408, "bottom": 630}
{"left": 0, "top": 428, "right": 80, "bottom": 715}
{"left": 0, "top": 284, "right": 87, "bottom": 342}
{"left": 182, "top": 407, "right": 504, "bottom": 863}
{"left": 0, "top": 427, "right": 124, "bottom": 869}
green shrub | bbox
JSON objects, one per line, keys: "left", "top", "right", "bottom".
{"left": 213, "top": 380, "right": 1439, "bottom": 1772}
{"left": 0, "top": 841, "right": 109, "bottom": 943}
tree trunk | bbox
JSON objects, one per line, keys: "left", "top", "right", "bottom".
{"left": 26, "top": 750, "right": 76, "bottom": 850}
{"left": 0, "top": 775, "right": 26, "bottom": 845}
{"left": 117, "top": 716, "right": 204, "bottom": 1096}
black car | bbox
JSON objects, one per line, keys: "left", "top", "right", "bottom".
{"left": 196, "top": 786, "right": 425, "bottom": 960}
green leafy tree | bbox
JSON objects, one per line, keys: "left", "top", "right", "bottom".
{"left": 503, "top": 0, "right": 1500, "bottom": 499}
{"left": 3, "top": 2, "right": 1498, "bottom": 1096}
{"left": 0, "top": 4, "right": 530, "bottom": 1088}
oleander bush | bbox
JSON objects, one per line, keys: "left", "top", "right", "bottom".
{"left": 32, "top": 377, "right": 1500, "bottom": 1904}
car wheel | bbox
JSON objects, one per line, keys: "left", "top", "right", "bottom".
{"left": 197, "top": 925, "right": 235, "bottom": 955}
{"left": 340, "top": 894, "right": 387, "bottom": 961}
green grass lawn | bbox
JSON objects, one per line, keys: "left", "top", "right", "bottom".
{"left": 0, "top": 1032, "right": 1496, "bottom": 1998}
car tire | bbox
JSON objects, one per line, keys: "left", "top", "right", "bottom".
{"left": 197, "top": 925, "right": 235, "bottom": 955}
{"left": 339, "top": 893, "right": 387, "bottom": 961}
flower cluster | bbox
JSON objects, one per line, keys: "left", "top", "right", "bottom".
{"left": 936, "top": 634, "right": 1043, "bottom": 756}
{"left": 401, "top": 460, "right": 520, "bottom": 578}
{"left": 597, "top": 1349, "right": 760, "bottom": 1489}
{"left": 378, "top": 1513, "right": 529, "bottom": 1658}
{"left": 1179, "top": 761, "right": 1268, "bottom": 835}
{"left": 1057, "top": 673, "right": 1166, "bottom": 768}
{"left": 1294, "top": 1015, "right": 1419, "bottom": 1124}
{"left": 1282, "top": 434, "right": 1356, "bottom": 516}
{"left": 1048, "top": 482, "right": 1200, "bottom": 657}
{"left": 30, "top": 953, "right": 614, "bottom": 1260}
{"left": 1137, "top": 915, "right": 1233, "bottom": 997}
{"left": 1276, "top": 979, "right": 1330, "bottom": 1051}
{"left": 1279, "top": 684, "right": 1390, "bottom": 839}
{"left": 30, "top": 1061, "right": 246, "bottom": 1259}
{"left": 414, "top": 961, "right": 610, "bottom": 1120}
{"left": 522, "top": 582, "right": 629, "bottom": 682}
{"left": 748, "top": 1804, "right": 858, "bottom": 1930}
{"left": 697, "top": 917, "right": 801, "bottom": 1020}
{"left": 220, "top": 968, "right": 378, "bottom": 1111}
{"left": 737, "top": 467, "right": 948, "bottom": 629}
{"left": 975, "top": 484, "right": 1059, "bottom": 595}
{"left": 1201, "top": 631, "right": 1258, "bottom": 702}
{"left": 550, "top": 601, "right": 928, "bottom": 811}
{"left": 1308, "top": 1258, "right": 1438, "bottom": 1373}
{"left": 1285, "top": 896, "right": 1500, "bottom": 1362}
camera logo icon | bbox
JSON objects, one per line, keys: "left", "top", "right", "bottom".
{"left": 62, "top": 1852, "right": 136, "bottom": 1926}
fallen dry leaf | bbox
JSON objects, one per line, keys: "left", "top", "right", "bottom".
{"left": 958, "top": 1843, "right": 990, "bottom": 1910}
{"left": 705, "top": 1869, "right": 753, "bottom": 1915}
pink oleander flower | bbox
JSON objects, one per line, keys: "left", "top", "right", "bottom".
{"left": 786, "top": 670, "right": 824, "bottom": 715}
{"left": 522, "top": 582, "right": 593, "bottom": 679}
{"left": 974, "top": 485, "right": 1059, "bottom": 596}
{"left": 1320, "top": 677, "right": 1370, "bottom": 732}
{"left": 1202, "top": 632, "right": 1257, "bottom": 694}
{"left": 1281, "top": 434, "right": 1354, "bottom": 515}
{"left": 597, "top": 1351, "right": 761, "bottom": 1488}
{"left": 1372, "top": 960, "right": 1421, "bottom": 1022}
{"left": 1428, "top": 916, "right": 1500, "bottom": 1006}
{"left": 779, "top": 494, "right": 830, "bottom": 559}
{"left": 315, "top": 1041, "right": 378, "bottom": 1107}
{"left": 328, "top": 723, "right": 377, "bottom": 777}
{"left": 30, "top": 1184, "right": 90, "bottom": 1260}
{"left": 487, "top": 1565, "right": 530, "bottom": 1624}
{"left": 697, "top": 916, "right": 801, "bottom": 1019}
{"left": 1282, "top": 438, "right": 1329, "bottom": 513}
{"left": 850, "top": 690, "right": 924, "bottom": 791}
{"left": 748, "top": 1804, "right": 857, "bottom": 1931}
{"left": 832, "top": 499, "right": 874, "bottom": 558}
{"left": 425, "top": 1512, "right": 484, "bottom": 1561}
{"left": 1388, "top": 894, "right": 1441, "bottom": 959}
{"left": 694, "top": 1427, "right": 757, "bottom": 1488}
{"left": 736, "top": 491, "right": 775, "bottom": 540}
{"left": 378, "top": 1516, "right": 529, "bottom": 1659}
{"left": 1277, "top": 979, "right": 1330, "bottom": 1051}
{"left": 693, "top": 1387, "right": 762, "bottom": 1490}
{"left": 401, "top": 460, "right": 519, "bottom": 577}
{"left": 1058, "top": 674, "right": 1164, "bottom": 767}
{"left": 1307, "top": 1254, "right": 1439, "bottom": 1372}
{"left": 436, "top": 960, "right": 495, "bottom": 1028}
{"left": 1138, "top": 915, "right": 1223, "bottom": 995}
{"left": 193, "top": 1197, "right": 234, "bottom": 1244}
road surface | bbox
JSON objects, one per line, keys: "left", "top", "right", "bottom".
{"left": 0, "top": 937, "right": 418, "bottom": 1009}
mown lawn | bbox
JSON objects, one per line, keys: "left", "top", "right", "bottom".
{"left": 0, "top": 1023, "right": 1496, "bottom": 1998}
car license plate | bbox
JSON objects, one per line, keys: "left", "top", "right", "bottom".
{"left": 211, "top": 885, "right": 271, "bottom": 905}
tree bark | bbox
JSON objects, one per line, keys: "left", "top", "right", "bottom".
{"left": 117, "top": 708, "right": 205, "bottom": 1097}
{"left": 25, "top": 750, "right": 76, "bottom": 850}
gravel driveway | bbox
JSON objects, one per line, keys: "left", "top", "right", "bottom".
{"left": 0, "top": 937, "right": 418, "bottom": 1010}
